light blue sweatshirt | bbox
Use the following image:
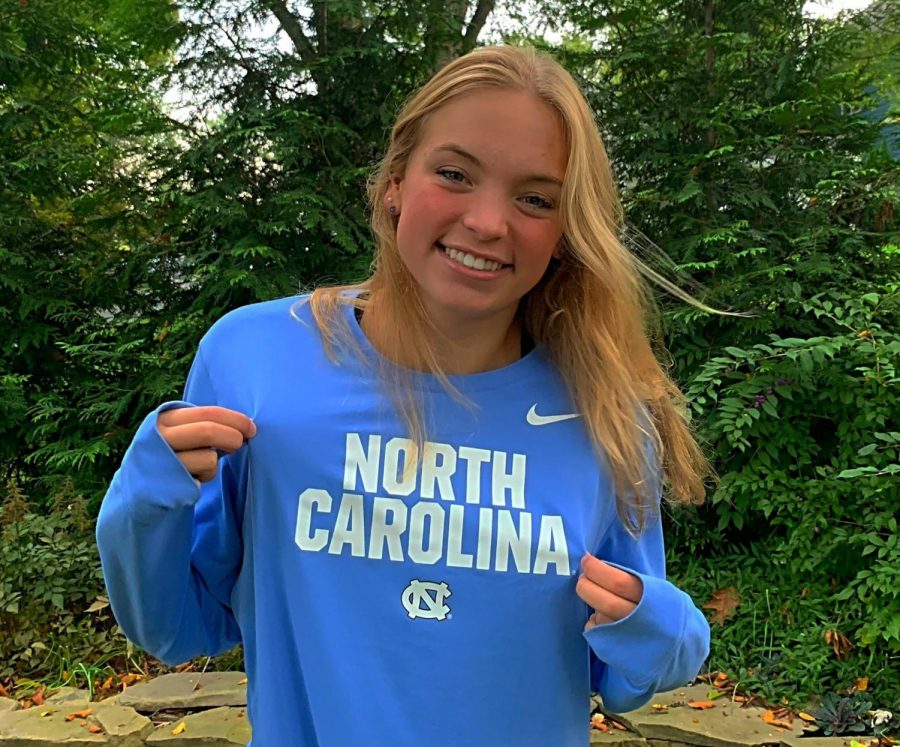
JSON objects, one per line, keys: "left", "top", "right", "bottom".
{"left": 97, "top": 295, "right": 709, "bottom": 746}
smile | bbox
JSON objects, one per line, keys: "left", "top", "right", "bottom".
{"left": 436, "top": 243, "right": 510, "bottom": 273}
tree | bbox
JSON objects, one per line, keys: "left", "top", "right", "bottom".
{"left": 0, "top": 0, "right": 179, "bottom": 497}
{"left": 535, "top": 0, "right": 899, "bottom": 704}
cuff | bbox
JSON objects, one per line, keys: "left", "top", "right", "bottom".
{"left": 583, "top": 564, "right": 689, "bottom": 690}
{"left": 116, "top": 401, "right": 204, "bottom": 522}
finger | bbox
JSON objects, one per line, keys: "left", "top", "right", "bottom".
{"left": 162, "top": 421, "right": 248, "bottom": 455}
{"left": 581, "top": 554, "right": 643, "bottom": 604}
{"left": 575, "top": 574, "right": 637, "bottom": 621}
{"left": 159, "top": 406, "right": 256, "bottom": 440}
{"left": 178, "top": 448, "right": 220, "bottom": 483}
{"left": 584, "top": 610, "right": 615, "bottom": 632}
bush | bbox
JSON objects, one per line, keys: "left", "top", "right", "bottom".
{"left": 667, "top": 283, "right": 900, "bottom": 709}
{"left": 0, "top": 479, "right": 125, "bottom": 687}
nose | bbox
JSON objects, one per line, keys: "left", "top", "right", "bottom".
{"left": 461, "top": 192, "right": 510, "bottom": 241}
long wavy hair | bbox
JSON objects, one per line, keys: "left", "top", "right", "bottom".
{"left": 304, "top": 45, "right": 709, "bottom": 532}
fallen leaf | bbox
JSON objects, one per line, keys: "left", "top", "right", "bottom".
{"left": 88, "top": 724, "right": 103, "bottom": 734}
{"left": 763, "top": 710, "right": 792, "bottom": 729}
{"left": 703, "top": 588, "right": 741, "bottom": 625}
{"left": 825, "top": 629, "right": 853, "bottom": 659}
{"left": 238, "top": 677, "right": 248, "bottom": 685}
{"left": 854, "top": 676, "right": 869, "bottom": 692}
{"left": 172, "top": 722, "right": 187, "bottom": 735}
{"left": 652, "top": 704, "right": 668, "bottom": 712}
{"left": 32, "top": 690, "right": 44, "bottom": 706}
{"left": 798, "top": 712, "right": 816, "bottom": 722}
{"left": 80, "top": 720, "right": 88, "bottom": 727}
{"left": 39, "top": 710, "right": 55, "bottom": 717}
{"left": 707, "top": 690, "right": 725, "bottom": 700}
{"left": 0, "top": 683, "right": 8, "bottom": 698}
{"left": 689, "top": 701, "right": 717, "bottom": 710}
{"left": 86, "top": 595, "right": 109, "bottom": 613}
{"left": 64, "top": 709, "right": 93, "bottom": 722}
{"left": 713, "top": 672, "right": 730, "bottom": 688}
{"left": 692, "top": 718, "right": 700, "bottom": 723}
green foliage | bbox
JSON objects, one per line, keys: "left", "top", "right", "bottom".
{"left": 0, "top": 479, "right": 124, "bottom": 681}
{"left": 0, "top": 0, "right": 181, "bottom": 501}
{"left": 678, "top": 285, "right": 900, "bottom": 655}
{"left": 537, "top": 0, "right": 900, "bottom": 708}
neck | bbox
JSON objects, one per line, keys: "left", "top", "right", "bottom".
{"left": 361, "top": 292, "right": 522, "bottom": 375}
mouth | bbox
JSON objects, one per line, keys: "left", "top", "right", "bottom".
{"left": 435, "top": 242, "right": 512, "bottom": 273}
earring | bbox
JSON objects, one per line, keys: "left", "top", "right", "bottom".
{"left": 387, "top": 198, "right": 397, "bottom": 215}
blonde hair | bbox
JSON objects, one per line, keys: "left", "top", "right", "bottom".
{"left": 306, "top": 45, "right": 709, "bottom": 532}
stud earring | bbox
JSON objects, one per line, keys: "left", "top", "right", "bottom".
{"left": 388, "top": 206, "right": 397, "bottom": 215}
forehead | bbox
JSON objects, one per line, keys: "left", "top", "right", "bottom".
{"left": 415, "top": 88, "right": 567, "bottom": 180}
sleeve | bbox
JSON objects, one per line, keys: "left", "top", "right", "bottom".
{"left": 96, "top": 345, "right": 246, "bottom": 665}
{"left": 584, "top": 491, "right": 710, "bottom": 713}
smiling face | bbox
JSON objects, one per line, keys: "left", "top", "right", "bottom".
{"left": 386, "top": 87, "right": 567, "bottom": 333}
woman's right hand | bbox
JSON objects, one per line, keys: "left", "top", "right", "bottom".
{"left": 157, "top": 406, "right": 257, "bottom": 484}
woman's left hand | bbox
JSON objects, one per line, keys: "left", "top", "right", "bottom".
{"left": 576, "top": 552, "right": 643, "bottom": 631}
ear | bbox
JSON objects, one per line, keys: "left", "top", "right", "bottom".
{"left": 552, "top": 237, "right": 566, "bottom": 260}
{"left": 384, "top": 174, "right": 403, "bottom": 215}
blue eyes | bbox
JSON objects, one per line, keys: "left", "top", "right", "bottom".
{"left": 437, "top": 168, "right": 466, "bottom": 183}
{"left": 436, "top": 169, "right": 555, "bottom": 211}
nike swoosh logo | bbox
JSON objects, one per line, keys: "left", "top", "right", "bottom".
{"left": 526, "top": 405, "right": 581, "bottom": 426}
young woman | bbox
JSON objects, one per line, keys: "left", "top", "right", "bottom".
{"left": 97, "top": 45, "right": 711, "bottom": 746}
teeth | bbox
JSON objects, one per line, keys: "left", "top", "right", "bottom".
{"left": 442, "top": 244, "right": 503, "bottom": 272}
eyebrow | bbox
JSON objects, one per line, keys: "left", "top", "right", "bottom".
{"left": 433, "top": 143, "right": 563, "bottom": 187}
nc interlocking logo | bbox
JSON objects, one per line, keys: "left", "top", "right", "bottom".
{"left": 401, "top": 579, "right": 452, "bottom": 621}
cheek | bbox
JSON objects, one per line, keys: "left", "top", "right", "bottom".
{"left": 402, "top": 182, "right": 461, "bottom": 223}
{"left": 519, "top": 220, "right": 563, "bottom": 262}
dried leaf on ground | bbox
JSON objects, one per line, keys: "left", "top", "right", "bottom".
{"left": 172, "top": 722, "right": 187, "bottom": 735}
{"left": 798, "top": 712, "right": 817, "bottom": 722}
{"left": 763, "top": 709, "right": 793, "bottom": 729}
{"left": 713, "top": 672, "right": 731, "bottom": 688}
{"left": 652, "top": 704, "right": 668, "bottom": 712}
{"left": 689, "top": 701, "right": 717, "bottom": 710}
{"left": 238, "top": 677, "right": 248, "bottom": 685}
{"left": 703, "top": 588, "right": 741, "bottom": 625}
{"left": 32, "top": 690, "right": 44, "bottom": 706}
{"left": 88, "top": 724, "right": 103, "bottom": 734}
{"left": 854, "top": 676, "right": 869, "bottom": 691}
{"left": 64, "top": 709, "right": 92, "bottom": 721}
{"left": 825, "top": 629, "right": 853, "bottom": 659}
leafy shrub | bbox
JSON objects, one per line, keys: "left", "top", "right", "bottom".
{"left": 0, "top": 478, "right": 125, "bottom": 683}
{"left": 667, "top": 283, "right": 900, "bottom": 708}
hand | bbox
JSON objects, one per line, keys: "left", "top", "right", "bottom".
{"left": 157, "top": 406, "right": 257, "bottom": 484}
{"left": 576, "top": 552, "right": 643, "bottom": 631}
